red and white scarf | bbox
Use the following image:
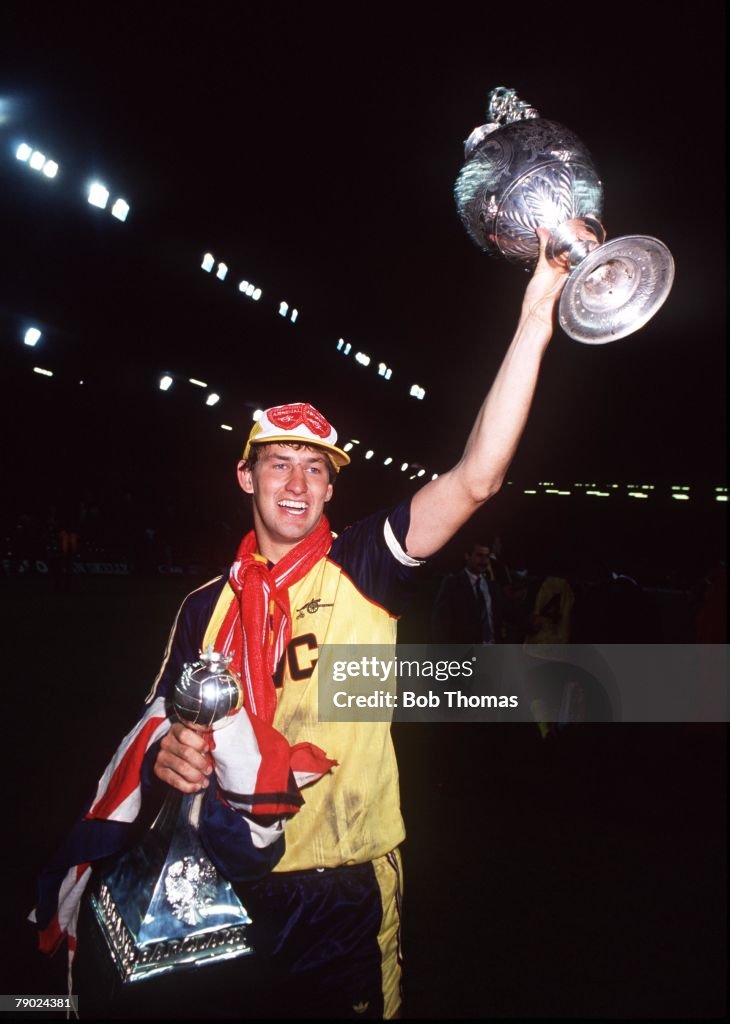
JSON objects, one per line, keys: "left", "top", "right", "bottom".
{"left": 214, "top": 514, "right": 334, "bottom": 721}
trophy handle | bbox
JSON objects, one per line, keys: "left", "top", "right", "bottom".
{"left": 557, "top": 234, "right": 675, "bottom": 344}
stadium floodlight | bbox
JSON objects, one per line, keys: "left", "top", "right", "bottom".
{"left": 253, "top": 409, "right": 264, "bottom": 422}
{"left": 523, "top": 489, "right": 537, "bottom": 494}
{"left": 24, "top": 327, "right": 41, "bottom": 347}
{"left": 221, "top": 424, "right": 233, "bottom": 431}
{"left": 384, "top": 457, "right": 393, "bottom": 466}
{"left": 206, "top": 393, "right": 220, "bottom": 407}
{"left": 111, "top": 198, "right": 129, "bottom": 221}
{"left": 628, "top": 492, "right": 648, "bottom": 499}
{"left": 343, "top": 442, "right": 354, "bottom": 452}
{"left": 239, "top": 280, "right": 262, "bottom": 299}
{"left": 278, "top": 301, "right": 298, "bottom": 322}
{"left": 364, "top": 450, "right": 374, "bottom": 460}
{"left": 355, "top": 352, "right": 370, "bottom": 366}
{"left": 216, "top": 262, "right": 228, "bottom": 281}
{"left": 417, "top": 469, "right": 426, "bottom": 477}
{"left": 88, "top": 183, "right": 110, "bottom": 209}
{"left": 33, "top": 366, "right": 53, "bottom": 377}
{"left": 42, "top": 160, "right": 59, "bottom": 178}
{"left": 672, "top": 494, "right": 690, "bottom": 501}
{"left": 159, "top": 375, "right": 173, "bottom": 391}
{"left": 16, "top": 143, "right": 32, "bottom": 161}
{"left": 29, "top": 150, "right": 46, "bottom": 170}
{"left": 431, "top": 473, "right": 439, "bottom": 481}
{"left": 400, "top": 463, "right": 409, "bottom": 472}
{"left": 716, "top": 495, "right": 728, "bottom": 503}
{"left": 409, "top": 384, "right": 426, "bottom": 400}
{"left": 202, "top": 253, "right": 215, "bottom": 272}
{"left": 189, "top": 377, "right": 207, "bottom": 388}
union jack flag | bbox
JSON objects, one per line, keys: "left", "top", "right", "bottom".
{"left": 33, "top": 697, "right": 335, "bottom": 959}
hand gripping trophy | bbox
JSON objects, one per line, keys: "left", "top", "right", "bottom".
{"left": 90, "top": 648, "right": 254, "bottom": 982}
{"left": 454, "top": 86, "right": 674, "bottom": 343}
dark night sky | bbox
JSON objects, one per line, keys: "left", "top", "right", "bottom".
{"left": 0, "top": 4, "right": 726, "bottom": 562}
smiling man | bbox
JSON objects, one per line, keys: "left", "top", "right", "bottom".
{"left": 37, "top": 230, "right": 568, "bottom": 1019}
{"left": 238, "top": 407, "right": 340, "bottom": 560}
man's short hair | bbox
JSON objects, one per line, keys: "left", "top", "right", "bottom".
{"left": 465, "top": 541, "right": 491, "bottom": 555}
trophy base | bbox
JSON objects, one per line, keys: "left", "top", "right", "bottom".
{"left": 88, "top": 790, "right": 254, "bottom": 983}
{"left": 559, "top": 235, "right": 675, "bottom": 344}
{"left": 90, "top": 881, "right": 254, "bottom": 983}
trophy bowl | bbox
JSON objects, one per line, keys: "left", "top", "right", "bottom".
{"left": 454, "top": 86, "right": 674, "bottom": 344}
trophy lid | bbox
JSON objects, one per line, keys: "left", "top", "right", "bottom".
{"left": 463, "top": 86, "right": 540, "bottom": 159}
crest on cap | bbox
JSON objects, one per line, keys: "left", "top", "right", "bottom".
{"left": 242, "top": 402, "right": 351, "bottom": 470}
{"left": 267, "top": 403, "right": 332, "bottom": 438}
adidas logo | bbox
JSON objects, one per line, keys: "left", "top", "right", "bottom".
{"left": 352, "top": 1001, "right": 369, "bottom": 1014}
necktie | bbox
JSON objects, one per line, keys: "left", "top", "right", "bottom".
{"left": 475, "top": 578, "right": 493, "bottom": 643}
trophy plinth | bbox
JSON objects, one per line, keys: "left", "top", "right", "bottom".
{"left": 454, "top": 86, "right": 674, "bottom": 344}
{"left": 90, "top": 648, "right": 253, "bottom": 982}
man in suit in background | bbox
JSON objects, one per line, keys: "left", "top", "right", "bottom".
{"left": 431, "top": 541, "right": 504, "bottom": 644}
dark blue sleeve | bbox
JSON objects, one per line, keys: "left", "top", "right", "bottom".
{"left": 328, "top": 496, "right": 425, "bottom": 616}
{"left": 149, "top": 575, "right": 228, "bottom": 702}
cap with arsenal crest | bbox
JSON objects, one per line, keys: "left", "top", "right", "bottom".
{"left": 242, "top": 402, "right": 351, "bottom": 470}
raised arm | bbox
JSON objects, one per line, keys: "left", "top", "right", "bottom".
{"left": 406, "top": 228, "right": 568, "bottom": 559}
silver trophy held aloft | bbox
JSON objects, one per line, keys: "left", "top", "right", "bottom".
{"left": 454, "top": 86, "right": 674, "bottom": 343}
{"left": 90, "top": 647, "right": 253, "bottom": 982}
